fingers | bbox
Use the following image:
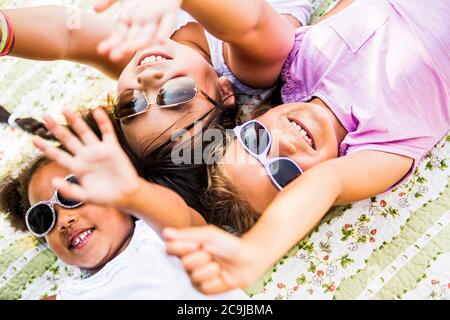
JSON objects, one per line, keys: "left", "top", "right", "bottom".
{"left": 97, "top": 1, "right": 176, "bottom": 61}
{"left": 174, "top": 247, "right": 229, "bottom": 295}
{"left": 52, "top": 177, "right": 87, "bottom": 202}
{"left": 92, "top": 108, "right": 117, "bottom": 143}
{"left": 199, "top": 276, "right": 230, "bottom": 295}
{"left": 62, "top": 109, "right": 99, "bottom": 145}
{"left": 94, "top": 0, "right": 117, "bottom": 12}
{"left": 190, "top": 261, "right": 220, "bottom": 285}
{"left": 33, "top": 137, "right": 84, "bottom": 174}
{"left": 166, "top": 239, "right": 201, "bottom": 257}
{"left": 118, "top": 0, "right": 140, "bottom": 25}
{"left": 181, "top": 250, "right": 212, "bottom": 272}
{"left": 116, "top": 24, "right": 145, "bottom": 58}
{"left": 106, "top": 1, "right": 142, "bottom": 61}
{"left": 163, "top": 226, "right": 222, "bottom": 243}
{"left": 42, "top": 115, "right": 83, "bottom": 155}
{"left": 98, "top": 22, "right": 129, "bottom": 58}
{"left": 164, "top": 226, "right": 240, "bottom": 259}
{"left": 155, "top": 13, "right": 175, "bottom": 44}
{"left": 132, "top": 23, "right": 157, "bottom": 49}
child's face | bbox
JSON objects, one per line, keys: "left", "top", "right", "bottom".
{"left": 117, "top": 39, "right": 220, "bottom": 157}
{"left": 27, "top": 162, "right": 134, "bottom": 271}
{"left": 220, "top": 102, "right": 347, "bottom": 212}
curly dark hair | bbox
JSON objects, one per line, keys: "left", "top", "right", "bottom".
{"left": 0, "top": 107, "right": 110, "bottom": 232}
{"left": 0, "top": 156, "right": 50, "bottom": 232}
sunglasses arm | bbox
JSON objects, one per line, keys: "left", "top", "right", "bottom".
{"left": 198, "top": 88, "right": 219, "bottom": 108}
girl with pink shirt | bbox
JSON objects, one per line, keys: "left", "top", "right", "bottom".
{"left": 157, "top": 0, "right": 450, "bottom": 294}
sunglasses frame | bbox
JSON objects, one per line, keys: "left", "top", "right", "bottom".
{"left": 25, "top": 174, "right": 83, "bottom": 237}
{"left": 113, "top": 76, "right": 218, "bottom": 120}
{"left": 233, "top": 120, "right": 303, "bottom": 190}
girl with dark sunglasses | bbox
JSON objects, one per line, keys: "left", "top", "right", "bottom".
{"left": 160, "top": 0, "right": 450, "bottom": 295}
{"left": 1, "top": 0, "right": 316, "bottom": 161}
{"left": 0, "top": 108, "right": 247, "bottom": 299}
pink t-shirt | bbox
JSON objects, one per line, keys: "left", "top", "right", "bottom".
{"left": 281, "top": 0, "right": 450, "bottom": 187}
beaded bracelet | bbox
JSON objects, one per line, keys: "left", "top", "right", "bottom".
{"left": 0, "top": 11, "right": 15, "bottom": 56}
{"left": 0, "top": 13, "right": 8, "bottom": 53}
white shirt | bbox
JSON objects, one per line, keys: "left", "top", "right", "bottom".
{"left": 57, "top": 221, "right": 248, "bottom": 300}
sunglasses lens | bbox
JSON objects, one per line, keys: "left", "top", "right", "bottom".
{"left": 157, "top": 77, "right": 197, "bottom": 106}
{"left": 268, "top": 159, "right": 302, "bottom": 189}
{"left": 240, "top": 122, "right": 270, "bottom": 155}
{"left": 27, "top": 204, "right": 54, "bottom": 235}
{"left": 114, "top": 89, "right": 148, "bottom": 119}
{"left": 56, "top": 176, "right": 82, "bottom": 207}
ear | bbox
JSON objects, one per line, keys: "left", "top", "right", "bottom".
{"left": 218, "top": 76, "right": 236, "bottom": 108}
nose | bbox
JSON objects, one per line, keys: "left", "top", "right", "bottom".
{"left": 57, "top": 209, "right": 79, "bottom": 232}
{"left": 137, "top": 69, "right": 165, "bottom": 87}
{"left": 268, "top": 132, "right": 297, "bottom": 158}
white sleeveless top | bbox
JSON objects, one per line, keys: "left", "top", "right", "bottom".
{"left": 57, "top": 220, "right": 248, "bottom": 300}
{"left": 174, "top": 0, "right": 320, "bottom": 97}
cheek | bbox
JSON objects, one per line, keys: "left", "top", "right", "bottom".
{"left": 92, "top": 207, "right": 133, "bottom": 237}
{"left": 225, "top": 164, "right": 277, "bottom": 212}
{"left": 121, "top": 124, "right": 145, "bottom": 155}
{"left": 121, "top": 113, "right": 175, "bottom": 155}
{"left": 45, "top": 235, "right": 73, "bottom": 264}
{"left": 246, "top": 178, "right": 278, "bottom": 213}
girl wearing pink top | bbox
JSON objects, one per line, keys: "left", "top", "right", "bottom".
{"left": 161, "top": 0, "right": 450, "bottom": 294}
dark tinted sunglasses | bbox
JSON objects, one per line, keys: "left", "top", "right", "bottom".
{"left": 233, "top": 120, "right": 303, "bottom": 190}
{"left": 113, "top": 76, "right": 218, "bottom": 120}
{"left": 25, "top": 175, "right": 83, "bottom": 237}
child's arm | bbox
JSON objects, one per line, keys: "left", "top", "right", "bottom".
{"left": 239, "top": 150, "right": 413, "bottom": 276}
{"left": 182, "top": 0, "right": 296, "bottom": 87}
{"left": 3, "top": 6, "right": 131, "bottom": 79}
{"left": 33, "top": 109, "right": 205, "bottom": 231}
{"left": 164, "top": 150, "right": 413, "bottom": 293}
{"left": 119, "top": 177, "right": 207, "bottom": 228}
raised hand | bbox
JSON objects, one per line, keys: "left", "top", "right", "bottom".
{"left": 33, "top": 108, "right": 140, "bottom": 208}
{"left": 94, "top": 0, "right": 119, "bottom": 12}
{"left": 95, "top": 0, "right": 182, "bottom": 61}
{"left": 164, "top": 225, "right": 264, "bottom": 294}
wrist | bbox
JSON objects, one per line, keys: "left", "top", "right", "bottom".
{"left": 239, "top": 238, "right": 271, "bottom": 285}
{"left": 116, "top": 175, "right": 142, "bottom": 210}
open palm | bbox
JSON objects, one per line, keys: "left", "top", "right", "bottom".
{"left": 33, "top": 108, "right": 139, "bottom": 207}
{"left": 95, "top": 0, "right": 182, "bottom": 61}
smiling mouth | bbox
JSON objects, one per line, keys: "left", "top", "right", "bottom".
{"left": 136, "top": 51, "right": 173, "bottom": 68}
{"left": 289, "top": 118, "right": 316, "bottom": 150}
{"left": 68, "top": 228, "right": 94, "bottom": 250}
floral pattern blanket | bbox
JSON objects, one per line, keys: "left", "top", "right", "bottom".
{"left": 0, "top": 0, "right": 449, "bottom": 300}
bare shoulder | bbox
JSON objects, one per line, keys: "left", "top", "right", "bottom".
{"left": 171, "top": 22, "right": 211, "bottom": 59}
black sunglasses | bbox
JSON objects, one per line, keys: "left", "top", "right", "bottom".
{"left": 233, "top": 120, "right": 303, "bottom": 190}
{"left": 25, "top": 175, "right": 83, "bottom": 237}
{"left": 113, "top": 76, "right": 218, "bottom": 120}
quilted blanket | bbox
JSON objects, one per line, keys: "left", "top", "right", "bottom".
{"left": 0, "top": 0, "right": 449, "bottom": 300}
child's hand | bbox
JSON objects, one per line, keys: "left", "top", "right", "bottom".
{"left": 95, "top": 0, "right": 182, "bottom": 62}
{"left": 164, "top": 226, "right": 263, "bottom": 294}
{"left": 94, "top": 0, "right": 119, "bottom": 12}
{"left": 33, "top": 108, "right": 140, "bottom": 208}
